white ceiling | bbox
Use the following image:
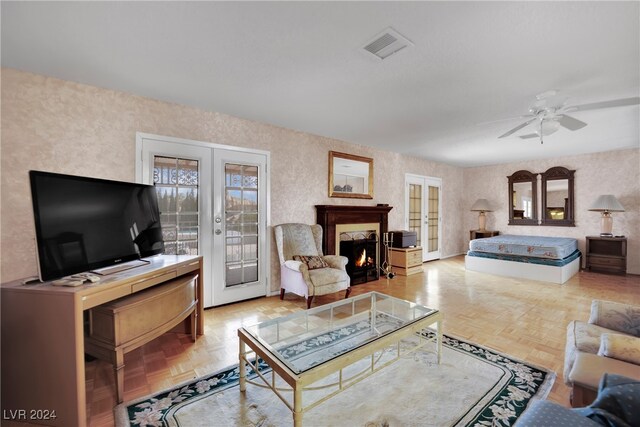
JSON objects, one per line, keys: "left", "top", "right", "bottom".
{"left": 2, "top": 2, "right": 639, "bottom": 167}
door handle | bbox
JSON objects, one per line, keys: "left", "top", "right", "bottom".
{"left": 215, "top": 229, "right": 222, "bottom": 235}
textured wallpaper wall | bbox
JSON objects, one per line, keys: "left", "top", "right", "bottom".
{"left": 3, "top": 69, "right": 637, "bottom": 285}
{"left": 1, "top": 69, "right": 464, "bottom": 288}
{"left": 463, "top": 149, "right": 640, "bottom": 274}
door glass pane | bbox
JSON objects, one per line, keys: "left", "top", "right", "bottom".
{"left": 408, "top": 184, "right": 422, "bottom": 247}
{"left": 428, "top": 185, "right": 439, "bottom": 253}
{"left": 225, "top": 163, "right": 259, "bottom": 287}
{"left": 153, "top": 156, "right": 199, "bottom": 256}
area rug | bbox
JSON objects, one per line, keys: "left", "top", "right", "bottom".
{"left": 115, "top": 333, "right": 555, "bottom": 427}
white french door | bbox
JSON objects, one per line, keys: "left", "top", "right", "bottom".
{"left": 212, "top": 149, "right": 267, "bottom": 306}
{"left": 405, "top": 174, "right": 442, "bottom": 262}
{"left": 137, "top": 133, "right": 269, "bottom": 307}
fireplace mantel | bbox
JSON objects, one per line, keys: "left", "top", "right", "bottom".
{"left": 315, "top": 205, "right": 393, "bottom": 256}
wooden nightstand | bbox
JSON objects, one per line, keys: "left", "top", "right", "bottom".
{"left": 389, "top": 247, "right": 423, "bottom": 276}
{"left": 470, "top": 230, "right": 499, "bottom": 240}
{"left": 585, "top": 236, "right": 627, "bottom": 275}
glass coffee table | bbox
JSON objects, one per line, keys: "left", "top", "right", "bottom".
{"left": 238, "top": 291, "right": 442, "bottom": 426}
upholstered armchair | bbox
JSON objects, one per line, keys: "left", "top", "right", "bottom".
{"left": 564, "top": 299, "right": 640, "bottom": 406}
{"left": 274, "top": 223, "right": 351, "bottom": 309}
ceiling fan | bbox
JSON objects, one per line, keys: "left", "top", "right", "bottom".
{"left": 498, "top": 90, "right": 640, "bottom": 144}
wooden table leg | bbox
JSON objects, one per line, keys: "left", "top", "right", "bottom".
{"left": 190, "top": 310, "right": 197, "bottom": 342}
{"left": 115, "top": 350, "right": 125, "bottom": 403}
{"left": 239, "top": 339, "right": 247, "bottom": 393}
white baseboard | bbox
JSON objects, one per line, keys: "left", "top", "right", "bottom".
{"left": 440, "top": 252, "right": 466, "bottom": 260}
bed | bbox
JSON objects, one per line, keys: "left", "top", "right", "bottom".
{"left": 465, "top": 234, "right": 581, "bottom": 284}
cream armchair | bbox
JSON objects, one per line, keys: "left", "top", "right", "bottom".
{"left": 564, "top": 299, "right": 640, "bottom": 406}
{"left": 274, "top": 223, "right": 351, "bottom": 309}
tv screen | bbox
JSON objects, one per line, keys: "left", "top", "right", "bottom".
{"left": 29, "top": 171, "right": 164, "bottom": 281}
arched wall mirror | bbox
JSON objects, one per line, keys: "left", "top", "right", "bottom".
{"left": 541, "top": 166, "right": 575, "bottom": 226}
{"left": 507, "top": 170, "right": 538, "bottom": 225}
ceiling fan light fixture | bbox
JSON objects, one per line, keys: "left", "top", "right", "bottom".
{"left": 534, "top": 120, "right": 561, "bottom": 136}
{"left": 497, "top": 91, "right": 639, "bottom": 142}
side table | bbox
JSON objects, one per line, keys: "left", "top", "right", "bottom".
{"left": 470, "top": 230, "right": 499, "bottom": 240}
{"left": 389, "top": 247, "right": 423, "bottom": 276}
{"left": 585, "top": 236, "right": 626, "bottom": 275}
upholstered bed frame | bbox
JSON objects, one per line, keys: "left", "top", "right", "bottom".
{"left": 465, "top": 235, "right": 581, "bottom": 284}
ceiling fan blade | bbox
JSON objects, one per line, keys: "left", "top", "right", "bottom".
{"left": 519, "top": 134, "right": 539, "bottom": 139}
{"left": 569, "top": 96, "right": 640, "bottom": 112}
{"left": 477, "top": 114, "right": 534, "bottom": 126}
{"left": 558, "top": 114, "right": 588, "bottom": 131}
{"left": 498, "top": 118, "right": 536, "bottom": 138}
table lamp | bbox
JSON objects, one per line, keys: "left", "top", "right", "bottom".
{"left": 588, "top": 195, "right": 625, "bottom": 237}
{"left": 470, "top": 199, "right": 492, "bottom": 231}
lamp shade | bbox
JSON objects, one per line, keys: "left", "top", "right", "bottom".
{"left": 470, "top": 199, "right": 492, "bottom": 212}
{"left": 588, "top": 195, "right": 625, "bottom": 212}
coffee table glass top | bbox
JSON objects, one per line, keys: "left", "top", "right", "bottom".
{"left": 242, "top": 291, "right": 437, "bottom": 374}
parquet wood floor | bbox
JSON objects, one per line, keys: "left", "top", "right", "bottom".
{"left": 86, "top": 256, "right": 640, "bottom": 426}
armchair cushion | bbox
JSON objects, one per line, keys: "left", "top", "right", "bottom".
{"left": 308, "top": 268, "right": 349, "bottom": 289}
{"left": 598, "top": 333, "right": 640, "bottom": 365}
{"left": 293, "top": 255, "right": 329, "bottom": 270}
{"left": 589, "top": 300, "right": 640, "bottom": 337}
{"left": 308, "top": 272, "right": 351, "bottom": 297}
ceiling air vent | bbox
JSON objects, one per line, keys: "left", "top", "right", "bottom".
{"left": 362, "top": 27, "right": 413, "bottom": 60}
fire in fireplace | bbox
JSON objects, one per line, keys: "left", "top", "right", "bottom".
{"left": 339, "top": 232, "right": 379, "bottom": 285}
{"left": 355, "top": 248, "right": 374, "bottom": 268}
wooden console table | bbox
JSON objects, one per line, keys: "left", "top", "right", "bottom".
{"left": 1, "top": 255, "right": 203, "bottom": 427}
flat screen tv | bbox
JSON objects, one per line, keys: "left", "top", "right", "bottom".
{"left": 29, "top": 170, "right": 165, "bottom": 281}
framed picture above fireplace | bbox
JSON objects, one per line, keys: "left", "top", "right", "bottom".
{"left": 328, "top": 151, "right": 373, "bottom": 199}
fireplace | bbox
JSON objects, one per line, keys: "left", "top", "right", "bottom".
{"left": 316, "top": 205, "right": 392, "bottom": 284}
{"left": 315, "top": 204, "right": 393, "bottom": 257}
{"left": 339, "top": 232, "right": 379, "bottom": 284}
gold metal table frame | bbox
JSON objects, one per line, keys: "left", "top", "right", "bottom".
{"left": 238, "top": 292, "right": 442, "bottom": 427}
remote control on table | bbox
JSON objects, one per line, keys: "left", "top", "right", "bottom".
{"left": 52, "top": 279, "right": 86, "bottom": 287}
{"left": 71, "top": 273, "right": 101, "bottom": 283}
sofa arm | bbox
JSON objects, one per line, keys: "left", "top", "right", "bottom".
{"left": 322, "top": 255, "right": 348, "bottom": 270}
{"left": 588, "top": 300, "right": 640, "bottom": 337}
